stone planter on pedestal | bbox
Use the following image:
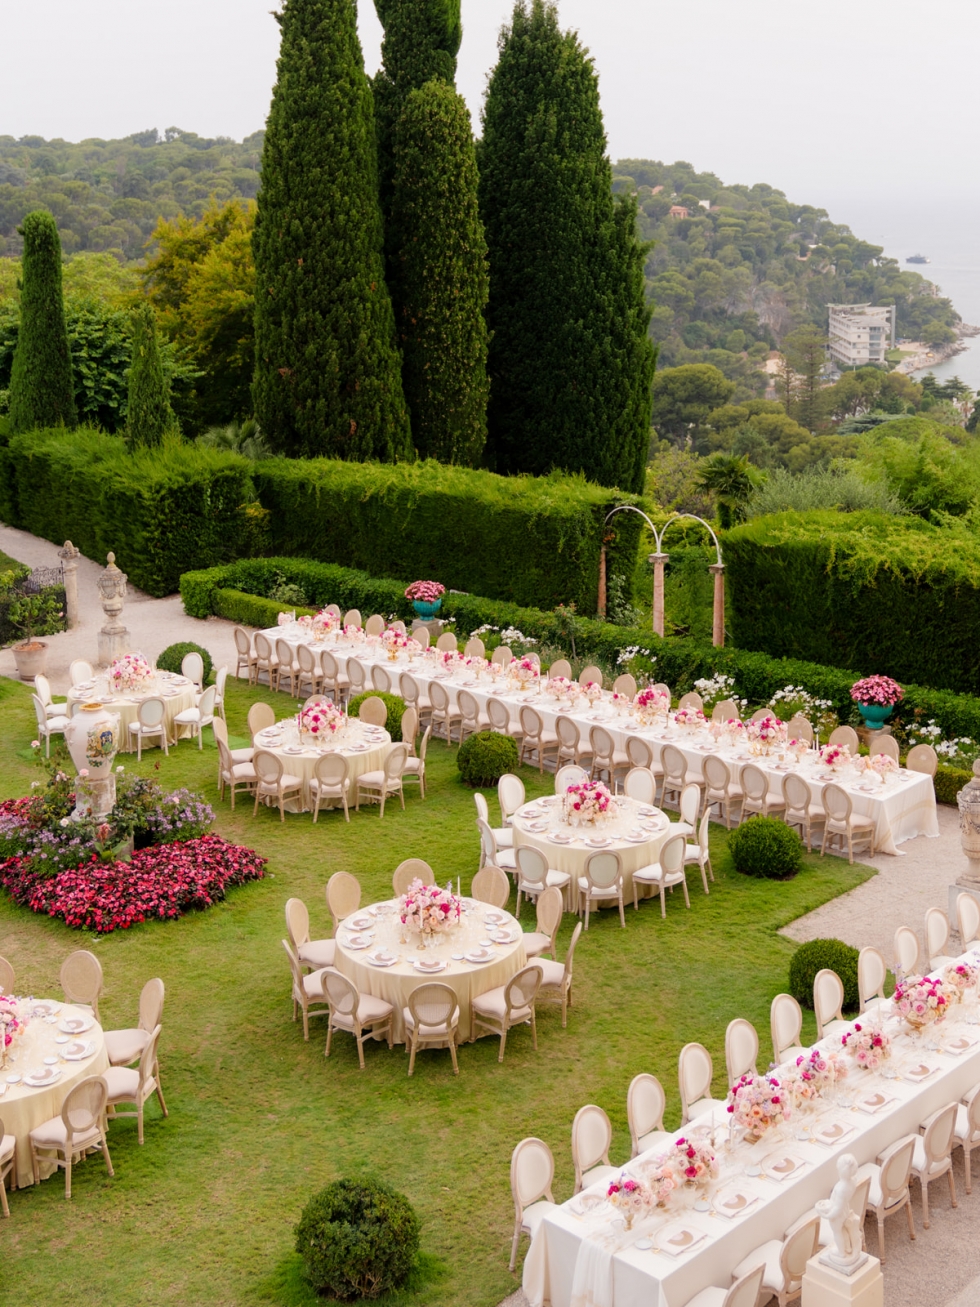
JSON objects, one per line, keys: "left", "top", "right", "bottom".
{"left": 11, "top": 641, "right": 48, "bottom": 681}
{"left": 64, "top": 704, "right": 121, "bottom": 820}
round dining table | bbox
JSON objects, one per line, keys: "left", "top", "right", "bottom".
{"left": 332, "top": 898, "right": 528, "bottom": 1044}
{"left": 2, "top": 1000, "right": 110, "bottom": 1189}
{"left": 252, "top": 717, "right": 393, "bottom": 813}
{"left": 66, "top": 672, "right": 197, "bottom": 752}
{"left": 511, "top": 794, "right": 674, "bottom": 907}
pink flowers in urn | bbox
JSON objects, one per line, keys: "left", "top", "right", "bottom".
{"left": 513, "top": 656, "right": 540, "bottom": 687}
{"left": 563, "top": 780, "right": 617, "bottom": 826}
{"left": 297, "top": 699, "right": 345, "bottom": 737}
{"left": 673, "top": 706, "right": 705, "bottom": 730}
{"left": 841, "top": 1022, "right": 892, "bottom": 1071}
{"left": 668, "top": 1137, "right": 718, "bottom": 1188}
{"left": 819, "top": 742, "right": 851, "bottom": 771}
{"left": 404, "top": 580, "right": 446, "bottom": 603}
{"left": 398, "top": 879, "right": 461, "bottom": 935}
{"left": 893, "top": 974, "right": 954, "bottom": 1029}
{"left": 0, "top": 995, "right": 25, "bottom": 1048}
{"left": 850, "top": 675, "right": 904, "bottom": 707}
{"left": 944, "top": 960, "right": 980, "bottom": 996}
{"left": 634, "top": 687, "right": 669, "bottom": 724}
{"left": 381, "top": 628, "right": 411, "bottom": 657}
{"left": 606, "top": 1177, "right": 649, "bottom": 1225}
{"left": 727, "top": 1073, "right": 791, "bottom": 1136}
{"left": 109, "top": 653, "right": 153, "bottom": 693}
{"left": 868, "top": 753, "right": 898, "bottom": 779}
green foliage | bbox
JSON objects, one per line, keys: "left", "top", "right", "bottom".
{"left": 252, "top": 0, "right": 411, "bottom": 462}
{"left": 126, "top": 302, "right": 177, "bottom": 448}
{"left": 1, "top": 426, "right": 251, "bottom": 596}
{"left": 249, "top": 457, "right": 642, "bottom": 612}
{"left": 195, "top": 418, "right": 271, "bottom": 460}
{"left": 789, "top": 938, "right": 860, "bottom": 1012}
{"left": 652, "top": 365, "right": 736, "bottom": 447}
{"left": 934, "top": 763, "right": 973, "bottom": 806}
{"left": 294, "top": 1177, "right": 421, "bottom": 1300}
{"left": 347, "top": 691, "right": 406, "bottom": 742}
{"left": 696, "top": 452, "right": 763, "bottom": 528}
{"left": 748, "top": 466, "right": 904, "bottom": 517}
{"left": 854, "top": 424, "right": 980, "bottom": 518}
{"left": 480, "top": 0, "right": 654, "bottom": 492}
{"left": 156, "top": 641, "right": 213, "bottom": 686}
{"left": 781, "top": 325, "right": 827, "bottom": 433}
{"left": 7, "top": 211, "right": 76, "bottom": 433}
{"left": 728, "top": 817, "right": 804, "bottom": 879}
{"left": 725, "top": 510, "right": 980, "bottom": 694}
{"left": 456, "top": 730, "right": 519, "bottom": 786}
{"left": 390, "top": 80, "right": 489, "bottom": 465}
{"left": 6, "top": 590, "right": 64, "bottom": 643}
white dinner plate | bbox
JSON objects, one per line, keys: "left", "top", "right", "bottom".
{"left": 549, "top": 833, "right": 573, "bottom": 844}
{"left": 59, "top": 1016, "right": 93, "bottom": 1034}
{"left": 348, "top": 915, "right": 373, "bottom": 930}
{"left": 348, "top": 743, "right": 369, "bottom": 752}
{"left": 625, "top": 835, "right": 651, "bottom": 844}
{"left": 484, "top": 911, "right": 504, "bottom": 924}
{"left": 526, "top": 821, "right": 548, "bottom": 832}
{"left": 658, "top": 1223, "right": 707, "bottom": 1257}
{"left": 25, "top": 1068, "right": 61, "bottom": 1087}
{"left": 714, "top": 1186, "right": 759, "bottom": 1219}
{"left": 43, "top": 1056, "right": 59, "bottom": 1066}
{"left": 412, "top": 959, "right": 446, "bottom": 973}
{"left": 345, "top": 935, "right": 372, "bottom": 950}
{"left": 585, "top": 837, "right": 611, "bottom": 848}
{"left": 31, "top": 1002, "right": 60, "bottom": 1018}
{"left": 761, "top": 1152, "right": 807, "bottom": 1182}
{"left": 62, "top": 1041, "right": 93, "bottom": 1060}
{"left": 637, "top": 806, "right": 656, "bottom": 817}
{"left": 283, "top": 746, "right": 303, "bottom": 755}
{"left": 368, "top": 954, "right": 398, "bottom": 968}
{"left": 465, "top": 951, "right": 493, "bottom": 964}
{"left": 5, "top": 1075, "right": 21, "bottom": 1085}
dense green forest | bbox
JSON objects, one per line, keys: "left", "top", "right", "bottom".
{"left": 617, "top": 158, "right": 961, "bottom": 397}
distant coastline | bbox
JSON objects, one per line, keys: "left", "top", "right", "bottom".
{"left": 897, "top": 323, "right": 980, "bottom": 377}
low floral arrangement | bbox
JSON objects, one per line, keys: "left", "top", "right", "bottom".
{"left": 606, "top": 1176, "right": 649, "bottom": 1227}
{"left": 404, "top": 580, "right": 445, "bottom": 604}
{"left": 783, "top": 1048, "right": 847, "bottom": 1105}
{"left": 512, "top": 656, "right": 540, "bottom": 688}
{"left": 563, "top": 780, "right": 617, "bottom": 827}
{"left": 298, "top": 699, "right": 346, "bottom": 738}
{"left": 850, "top": 675, "right": 903, "bottom": 708}
{"left": 610, "top": 690, "right": 631, "bottom": 708}
{"left": 727, "top": 1073, "right": 791, "bottom": 1137}
{"left": 667, "top": 1136, "right": 718, "bottom": 1189}
{"left": 746, "top": 714, "right": 787, "bottom": 753}
{"left": 546, "top": 676, "right": 576, "bottom": 698}
{"left": 313, "top": 608, "right": 339, "bottom": 634}
{"left": 635, "top": 687, "right": 669, "bottom": 724}
{"left": 787, "top": 737, "right": 810, "bottom": 759}
{"left": 109, "top": 652, "right": 153, "bottom": 693}
{"left": 277, "top": 611, "right": 294, "bottom": 627}
{"left": 673, "top": 706, "right": 706, "bottom": 730}
{"left": 893, "top": 974, "right": 955, "bottom": 1029}
{"left": 399, "top": 879, "right": 461, "bottom": 935}
{"left": 642, "top": 1162, "right": 677, "bottom": 1209}
{"left": 440, "top": 649, "right": 464, "bottom": 671}
{"left": 582, "top": 681, "right": 603, "bottom": 704}
{"left": 0, "top": 994, "right": 25, "bottom": 1049}
{"left": 341, "top": 624, "right": 365, "bottom": 640}
{"left": 381, "top": 628, "right": 411, "bottom": 657}
{"left": 841, "top": 1022, "right": 892, "bottom": 1071}
{"left": 819, "top": 742, "right": 851, "bottom": 772}
{"left": 867, "top": 753, "right": 899, "bottom": 779}
{"left": 943, "top": 960, "right": 980, "bottom": 996}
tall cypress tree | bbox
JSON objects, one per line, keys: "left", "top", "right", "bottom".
{"left": 126, "top": 303, "right": 176, "bottom": 449}
{"left": 479, "top": 0, "right": 655, "bottom": 491}
{"left": 8, "top": 210, "right": 77, "bottom": 433}
{"left": 252, "top": 0, "right": 411, "bottom": 461}
{"left": 390, "top": 81, "right": 489, "bottom": 464}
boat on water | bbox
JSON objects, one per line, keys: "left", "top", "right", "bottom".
{"left": 906, "top": 253, "right": 930, "bottom": 264}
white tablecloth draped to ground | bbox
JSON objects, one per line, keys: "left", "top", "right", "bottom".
{"left": 66, "top": 673, "right": 197, "bottom": 752}
{"left": 252, "top": 718, "right": 392, "bottom": 813}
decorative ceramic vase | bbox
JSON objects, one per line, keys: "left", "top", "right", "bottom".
{"left": 412, "top": 599, "right": 442, "bottom": 620}
{"left": 857, "top": 702, "right": 893, "bottom": 728}
{"left": 65, "top": 704, "right": 121, "bottom": 779}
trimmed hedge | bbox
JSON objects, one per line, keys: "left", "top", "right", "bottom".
{"left": 728, "top": 817, "right": 804, "bottom": 879}
{"left": 0, "top": 427, "right": 252, "bottom": 597}
{"left": 935, "top": 763, "right": 972, "bottom": 806}
{"left": 457, "top": 731, "right": 520, "bottom": 786}
{"left": 347, "top": 691, "right": 406, "bottom": 742}
{"left": 156, "top": 641, "right": 213, "bottom": 686}
{"left": 789, "top": 938, "right": 860, "bottom": 1013}
{"left": 294, "top": 1178, "right": 420, "bottom": 1300}
{"left": 251, "top": 457, "right": 642, "bottom": 612}
{"left": 180, "top": 557, "right": 980, "bottom": 752}
{"left": 725, "top": 511, "right": 980, "bottom": 695}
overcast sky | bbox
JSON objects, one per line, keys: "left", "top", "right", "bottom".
{"left": 2, "top": 0, "right": 977, "bottom": 218}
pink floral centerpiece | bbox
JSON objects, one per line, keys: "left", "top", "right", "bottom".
{"left": 841, "top": 1022, "right": 892, "bottom": 1071}
{"left": 868, "top": 753, "right": 899, "bottom": 780}
{"left": 787, "top": 736, "right": 810, "bottom": 760}
{"left": 634, "top": 687, "right": 669, "bottom": 725}
{"left": 313, "top": 608, "right": 339, "bottom": 636}
{"left": 745, "top": 713, "right": 787, "bottom": 755}
{"left": 513, "top": 656, "right": 540, "bottom": 688}
{"left": 606, "top": 1176, "right": 650, "bottom": 1228}
{"left": 666, "top": 1136, "right": 718, "bottom": 1191}
{"left": 297, "top": 699, "right": 346, "bottom": 740}
{"left": 893, "top": 974, "right": 955, "bottom": 1030}
{"left": 398, "top": 878, "right": 461, "bottom": 938}
{"left": 381, "top": 628, "right": 411, "bottom": 660}
{"left": 582, "top": 680, "right": 603, "bottom": 704}
{"left": 727, "top": 1073, "right": 791, "bottom": 1139}
{"left": 783, "top": 1048, "right": 847, "bottom": 1106}
{"left": 110, "top": 653, "right": 153, "bottom": 693}
{"left": 276, "top": 611, "right": 293, "bottom": 627}
{"left": 341, "top": 624, "right": 365, "bottom": 642}
{"left": 0, "top": 995, "right": 25, "bottom": 1059}
{"left": 563, "top": 780, "right": 617, "bottom": 827}
{"left": 547, "top": 676, "right": 576, "bottom": 699}
{"left": 673, "top": 706, "right": 706, "bottom": 731}
{"left": 944, "top": 960, "right": 980, "bottom": 998}
{"left": 819, "top": 742, "right": 851, "bottom": 772}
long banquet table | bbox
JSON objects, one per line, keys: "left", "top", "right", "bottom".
{"left": 260, "top": 625, "right": 938, "bottom": 856}
{"left": 523, "top": 950, "right": 980, "bottom": 1307}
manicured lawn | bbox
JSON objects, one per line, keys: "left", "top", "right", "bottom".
{"left": 0, "top": 673, "right": 873, "bottom": 1306}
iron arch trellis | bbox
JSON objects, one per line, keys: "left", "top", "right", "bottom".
{"left": 601, "top": 505, "right": 726, "bottom": 647}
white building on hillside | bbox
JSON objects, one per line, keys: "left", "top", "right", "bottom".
{"left": 827, "top": 303, "right": 896, "bottom": 368}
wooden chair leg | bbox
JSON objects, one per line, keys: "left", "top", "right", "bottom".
{"left": 449, "top": 1037, "right": 459, "bottom": 1076}
{"left": 498, "top": 1026, "right": 508, "bottom": 1063}
{"left": 905, "top": 1198, "right": 915, "bottom": 1241}
{"left": 948, "top": 1168, "right": 958, "bottom": 1208}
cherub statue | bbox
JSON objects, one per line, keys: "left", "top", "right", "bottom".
{"left": 816, "top": 1153, "right": 866, "bottom": 1272}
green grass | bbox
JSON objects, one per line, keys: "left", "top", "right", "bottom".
{"left": 0, "top": 676, "right": 874, "bottom": 1306}
{"left": 0, "top": 547, "right": 27, "bottom": 573}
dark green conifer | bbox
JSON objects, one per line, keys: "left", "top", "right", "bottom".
{"left": 126, "top": 303, "right": 176, "bottom": 449}
{"left": 390, "top": 81, "right": 489, "bottom": 464}
{"left": 252, "top": 0, "right": 411, "bottom": 461}
{"left": 7, "top": 210, "right": 77, "bottom": 433}
{"left": 479, "top": 0, "right": 655, "bottom": 491}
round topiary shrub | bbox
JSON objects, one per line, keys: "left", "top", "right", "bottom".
{"left": 295, "top": 1177, "right": 420, "bottom": 1301}
{"left": 728, "top": 816, "right": 804, "bottom": 879}
{"left": 156, "top": 641, "right": 213, "bottom": 685}
{"left": 457, "top": 730, "right": 520, "bottom": 787}
{"left": 346, "top": 692, "right": 405, "bottom": 742}
{"left": 789, "top": 938, "right": 860, "bottom": 1012}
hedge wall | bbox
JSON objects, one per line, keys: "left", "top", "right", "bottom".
{"left": 0, "top": 427, "right": 253, "bottom": 597}
{"left": 180, "top": 556, "right": 980, "bottom": 745}
{"left": 250, "top": 457, "right": 641, "bottom": 613}
{"left": 725, "top": 511, "right": 980, "bottom": 695}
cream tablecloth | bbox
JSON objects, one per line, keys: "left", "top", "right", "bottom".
{"left": 253, "top": 717, "right": 392, "bottom": 813}
{"left": 66, "top": 673, "right": 197, "bottom": 752}
{"left": 333, "top": 897, "right": 528, "bottom": 1043}
{"left": 523, "top": 954, "right": 980, "bottom": 1307}
{"left": 2, "top": 1001, "right": 109, "bottom": 1189}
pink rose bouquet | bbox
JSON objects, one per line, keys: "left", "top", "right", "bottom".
{"left": 841, "top": 1022, "right": 891, "bottom": 1071}
{"left": 635, "top": 687, "right": 669, "bottom": 724}
{"left": 563, "top": 780, "right": 617, "bottom": 826}
{"left": 606, "top": 1176, "right": 649, "bottom": 1226}
{"left": 667, "top": 1136, "right": 718, "bottom": 1189}
{"left": 297, "top": 699, "right": 345, "bottom": 738}
{"left": 110, "top": 653, "right": 153, "bottom": 693}
{"left": 943, "top": 960, "right": 980, "bottom": 997}
{"left": 745, "top": 714, "right": 787, "bottom": 749}
{"left": 893, "top": 974, "right": 955, "bottom": 1030}
{"left": 673, "top": 706, "right": 706, "bottom": 730}
{"left": 727, "top": 1073, "right": 791, "bottom": 1136}
{"left": 0, "top": 994, "right": 25, "bottom": 1048}
{"left": 868, "top": 753, "right": 898, "bottom": 779}
{"left": 819, "top": 742, "right": 851, "bottom": 771}
{"left": 399, "top": 879, "right": 461, "bottom": 935}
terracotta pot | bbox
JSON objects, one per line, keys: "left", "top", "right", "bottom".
{"left": 64, "top": 703, "right": 122, "bottom": 779}
{"left": 12, "top": 640, "right": 47, "bottom": 681}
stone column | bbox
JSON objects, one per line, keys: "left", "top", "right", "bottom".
{"left": 96, "top": 552, "right": 131, "bottom": 666}
{"left": 58, "top": 541, "right": 81, "bottom": 629}
{"left": 802, "top": 1252, "right": 883, "bottom": 1307}
{"left": 710, "top": 563, "right": 725, "bottom": 648}
{"left": 597, "top": 548, "right": 607, "bottom": 619}
{"left": 650, "top": 553, "right": 668, "bottom": 637}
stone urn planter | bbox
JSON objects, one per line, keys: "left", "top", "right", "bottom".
{"left": 11, "top": 640, "right": 48, "bottom": 681}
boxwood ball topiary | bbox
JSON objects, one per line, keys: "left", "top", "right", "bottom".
{"left": 156, "top": 641, "right": 213, "bottom": 686}
{"left": 789, "top": 938, "right": 861, "bottom": 1012}
{"left": 457, "top": 730, "right": 519, "bottom": 787}
{"left": 347, "top": 692, "right": 405, "bottom": 742}
{"left": 295, "top": 1177, "right": 420, "bottom": 1301}
{"left": 728, "top": 816, "right": 804, "bottom": 879}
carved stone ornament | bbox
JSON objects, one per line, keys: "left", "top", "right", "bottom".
{"left": 957, "top": 760, "right": 980, "bottom": 887}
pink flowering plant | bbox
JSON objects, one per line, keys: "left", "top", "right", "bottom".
{"left": 893, "top": 974, "right": 955, "bottom": 1030}
{"left": 819, "top": 742, "right": 851, "bottom": 771}
{"left": 850, "top": 675, "right": 903, "bottom": 707}
{"left": 727, "top": 1074, "right": 791, "bottom": 1136}
{"left": 841, "top": 1022, "right": 892, "bottom": 1071}
{"left": 563, "top": 780, "right": 617, "bottom": 827}
{"left": 398, "top": 879, "right": 461, "bottom": 936}
{"left": 404, "top": 581, "right": 445, "bottom": 603}
{"left": 109, "top": 652, "right": 153, "bottom": 693}
{"left": 634, "top": 687, "right": 669, "bottom": 724}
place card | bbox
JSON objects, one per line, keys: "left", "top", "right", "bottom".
{"left": 942, "top": 1034, "right": 979, "bottom": 1056}
{"left": 656, "top": 1221, "right": 707, "bottom": 1256}
{"left": 903, "top": 1063, "right": 939, "bottom": 1084}
{"left": 714, "top": 1185, "right": 759, "bottom": 1219}
{"left": 761, "top": 1152, "right": 807, "bottom": 1182}
{"left": 855, "top": 1091, "right": 895, "bottom": 1115}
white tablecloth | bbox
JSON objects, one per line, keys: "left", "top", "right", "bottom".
{"left": 253, "top": 718, "right": 392, "bottom": 813}
{"left": 67, "top": 674, "right": 197, "bottom": 752}
{"left": 332, "top": 897, "right": 528, "bottom": 1043}
{"left": 261, "top": 627, "right": 939, "bottom": 856}
{"left": 1, "top": 1001, "right": 109, "bottom": 1188}
{"left": 523, "top": 954, "right": 980, "bottom": 1307}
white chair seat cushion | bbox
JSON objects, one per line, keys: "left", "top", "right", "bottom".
{"left": 258, "top": 772, "right": 302, "bottom": 792}
{"left": 732, "top": 1238, "right": 784, "bottom": 1291}
{"left": 821, "top": 1018, "right": 850, "bottom": 1038}
{"left": 912, "top": 1134, "right": 950, "bottom": 1178}
{"left": 310, "top": 778, "right": 349, "bottom": 796}
{"left": 403, "top": 758, "right": 424, "bottom": 774}
{"left": 523, "top": 1198, "right": 559, "bottom": 1238}
{"left": 0, "top": 1132, "right": 14, "bottom": 1162}
{"left": 102, "top": 1065, "right": 141, "bottom": 1101}
{"left": 302, "top": 967, "right": 332, "bottom": 999}
{"left": 684, "top": 1288, "right": 729, "bottom": 1307}
{"left": 30, "top": 1115, "right": 102, "bottom": 1150}
{"left": 103, "top": 1027, "right": 149, "bottom": 1066}
{"left": 174, "top": 706, "right": 204, "bottom": 724}
{"left": 129, "top": 720, "right": 163, "bottom": 735}
{"left": 522, "top": 931, "right": 551, "bottom": 957}
{"left": 830, "top": 813, "right": 874, "bottom": 831}
{"left": 299, "top": 939, "right": 337, "bottom": 968}
{"left": 357, "top": 770, "right": 390, "bottom": 787}
{"left": 44, "top": 702, "right": 67, "bottom": 717}
{"left": 855, "top": 1161, "right": 904, "bottom": 1211}
{"left": 781, "top": 1044, "right": 808, "bottom": 1063}
{"left": 230, "top": 746, "right": 254, "bottom": 764}
{"left": 331, "top": 993, "right": 394, "bottom": 1030}
{"left": 687, "top": 1096, "right": 727, "bottom": 1121}
{"left": 46, "top": 714, "right": 71, "bottom": 730}
{"left": 495, "top": 848, "right": 518, "bottom": 870}
{"left": 403, "top": 1006, "right": 460, "bottom": 1037}
{"left": 536, "top": 959, "right": 565, "bottom": 988}
{"left": 577, "top": 877, "right": 620, "bottom": 898}
{"left": 672, "top": 821, "right": 693, "bottom": 839}
{"left": 520, "top": 870, "right": 570, "bottom": 895}
{"left": 954, "top": 1103, "right": 980, "bottom": 1145}
{"left": 228, "top": 762, "right": 257, "bottom": 781}
{"left": 637, "top": 1129, "right": 674, "bottom": 1155}
{"left": 493, "top": 825, "right": 514, "bottom": 848}
{"left": 582, "top": 1163, "right": 619, "bottom": 1189}
{"left": 472, "top": 987, "right": 531, "bottom": 1022}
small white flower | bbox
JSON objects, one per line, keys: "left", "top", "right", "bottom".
{"left": 116, "top": 766, "right": 125, "bottom": 773}
{"left": 60, "top": 817, "right": 70, "bottom": 828}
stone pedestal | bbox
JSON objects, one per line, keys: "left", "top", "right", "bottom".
{"left": 650, "top": 553, "right": 668, "bottom": 638}
{"left": 802, "top": 1253, "right": 883, "bottom": 1307}
{"left": 96, "top": 552, "right": 130, "bottom": 667}
{"left": 411, "top": 618, "right": 445, "bottom": 643}
{"left": 709, "top": 563, "right": 725, "bottom": 648}
{"left": 856, "top": 725, "right": 892, "bottom": 751}
{"left": 74, "top": 773, "right": 116, "bottom": 822}
{"left": 58, "top": 540, "right": 81, "bottom": 629}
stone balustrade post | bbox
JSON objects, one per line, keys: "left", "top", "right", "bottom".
{"left": 58, "top": 540, "right": 81, "bottom": 629}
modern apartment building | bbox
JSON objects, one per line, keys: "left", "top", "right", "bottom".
{"left": 827, "top": 303, "right": 896, "bottom": 368}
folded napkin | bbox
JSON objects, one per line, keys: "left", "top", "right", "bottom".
{"left": 570, "top": 1235, "right": 615, "bottom": 1307}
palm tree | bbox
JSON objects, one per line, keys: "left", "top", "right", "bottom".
{"left": 696, "top": 453, "right": 765, "bottom": 529}
{"left": 196, "top": 418, "right": 271, "bottom": 461}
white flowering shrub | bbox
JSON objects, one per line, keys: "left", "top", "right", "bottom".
{"left": 693, "top": 673, "right": 747, "bottom": 714}
{"left": 907, "top": 719, "right": 980, "bottom": 768}
{"left": 767, "top": 685, "right": 837, "bottom": 734}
